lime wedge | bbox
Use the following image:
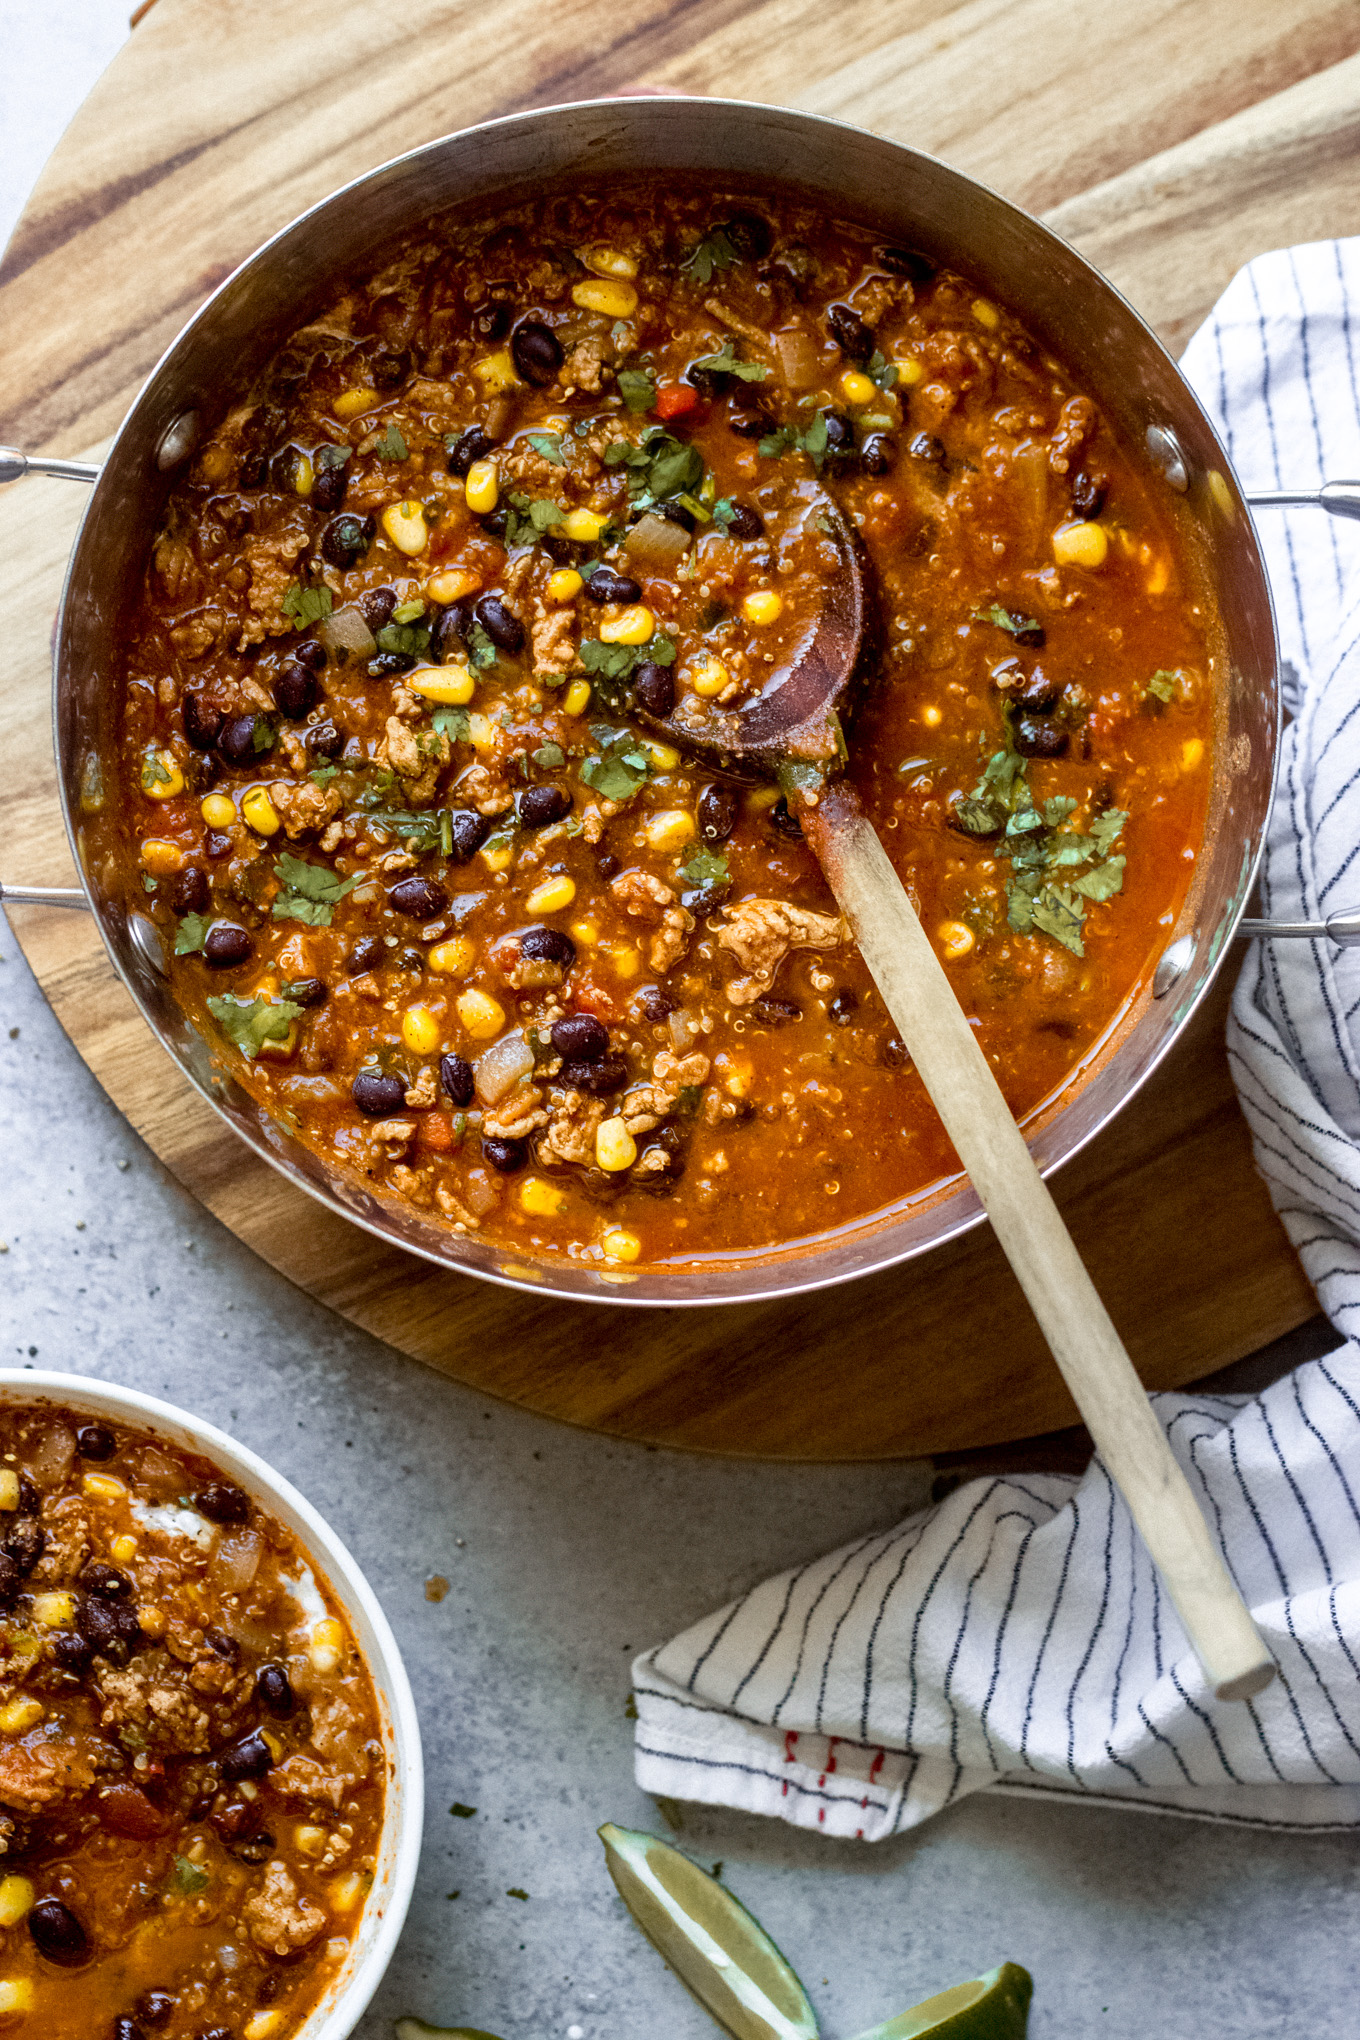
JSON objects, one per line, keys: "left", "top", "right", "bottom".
{"left": 598, "top": 1822, "right": 819, "bottom": 2040}
{"left": 846, "top": 1964, "right": 1033, "bottom": 2040}
{"left": 394, "top": 2022, "right": 505, "bottom": 2040}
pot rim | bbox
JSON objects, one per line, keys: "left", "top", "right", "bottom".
{"left": 49, "top": 94, "right": 1279, "bottom": 1310}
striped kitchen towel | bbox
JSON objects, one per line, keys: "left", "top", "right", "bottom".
{"left": 631, "top": 241, "right": 1360, "bottom": 1838}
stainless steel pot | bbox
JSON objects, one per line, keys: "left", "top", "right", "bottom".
{"left": 0, "top": 95, "right": 1349, "bottom": 1306}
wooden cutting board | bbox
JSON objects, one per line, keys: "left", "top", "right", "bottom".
{"left": 2, "top": 0, "right": 1351, "bottom": 1460}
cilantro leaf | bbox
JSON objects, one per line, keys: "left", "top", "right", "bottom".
{"left": 681, "top": 228, "right": 739, "bottom": 285}
{"left": 432, "top": 706, "right": 471, "bottom": 743}
{"left": 953, "top": 795, "right": 1004, "bottom": 836}
{"left": 681, "top": 845, "right": 729, "bottom": 887}
{"left": 866, "top": 350, "right": 899, "bottom": 391}
{"left": 1031, "top": 884, "right": 1087, "bottom": 956}
{"left": 1074, "top": 855, "right": 1125, "bottom": 902}
{"left": 171, "top": 1856, "right": 210, "bottom": 1896}
{"left": 140, "top": 747, "right": 174, "bottom": 791}
{"left": 365, "top": 809, "right": 448, "bottom": 854}
{"left": 758, "top": 410, "right": 829, "bottom": 470}
{"left": 271, "top": 853, "right": 361, "bottom": 927}
{"left": 374, "top": 425, "right": 408, "bottom": 461}
{"left": 689, "top": 339, "right": 768, "bottom": 383}
{"left": 1146, "top": 669, "right": 1177, "bottom": 704}
{"left": 617, "top": 368, "right": 657, "bottom": 413}
{"left": 316, "top": 443, "right": 348, "bottom": 472}
{"left": 1089, "top": 808, "right": 1128, "bottom": 857}
{"left": 973, "top": 602, "right": 1043, "bottom": 644}
{"left": 504, "top": 492, "right": 564, "bottom": 549}
{"left": 374, "top": 620, "right": 430, "bottom": 660}
{"left": 527, "top": 432, "right": 565, "bottom": 465}
{"left": 282, "top": 583, "right": 333, "bottom": 630}
{"left": 533, "top": 741, "right": 565, "bottom": 769}
{"left": 581, "top": 724, "right": 651, "bottom": 802}
{"left": 207, "top": 993, "right": 302, "bottom": 1059}
{"left": 604, "top": 427, "right": 703, "bottom": 508}
{"left": 468, "top": 621, "right": 498, "bottom": 671}
{"left": 174, "top": 913, "right": 210, "bottom": 956}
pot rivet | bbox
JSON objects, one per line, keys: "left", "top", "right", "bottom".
{"left": 1146, "top": 424, "right": 1189, "bottom": 493}
{"left": 1153, "top": 932, "right": 1195, "bottom": 998}
{"left": 155, "top": 410, "right": 201, "bottom": 473}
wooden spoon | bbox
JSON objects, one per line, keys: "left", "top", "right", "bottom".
{"left": 644, "top": 495, "right": 1274, "bottom": 1703}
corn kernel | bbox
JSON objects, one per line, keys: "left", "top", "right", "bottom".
{"left": 895, "top": 356, "right": 925, "bottom": 386}
{"left": 599, "top": 604, "right": 654, "bottom": 646}
{"left": 402, "top": 1006, "right": 442, "bottom": 1056}
{"left": 82, "top": 1471, "right": 126, "bottom": 1502}
{"left": 1145, "top": 556, "right": 1170, "bottom": 596}
{"left": 0, "top": 1699, "right": 42, "bottom": 1736}
{"left": 426, "top": 567, "right": 481, "bottom": 605}
{"left": 579, "top": 245, "right": 639, "bottom": 280}
{"left": 562, "top": 678, "right": 591, "bottom": 717}
{"left": 245, "top": 2013, "right": 286, "bottom": 2040}
{"left": 1052, "top": 520, "right": 1108, "bottom": 569}
{"left": 0, "top": 1979, "right": 35, "bottom": 2016}
{"left": 690, "top": 654, "right": 729, "bottom": 698}
{"left": 601, "top": 1228, "right": 642, "bottom": 1263}
{"left": 525, "top": 874, "right": 577, "bottom": 915}
{"left": 310, "top": 1617, "right": 344, "bottom": 1675}
{"left": 201, "top": 792, "right": 236, "bottom": 829}
{"left": 464, "top": 458, "right": 499, "bottom": 515}
{"left": 142, "top": 749, "right": 184, "bottom": 800}
{"left": 429, "top": 936, "right": 476, "bottom": 977}
{"left": 596, "top": 1116, "right": 638, "bottom": 1172}
{"left": 140, "top": 837, "right": 184, "bottom": 875}
{"left": 294, "top": 1824, "right": 327, "bottom": 1857}
{"left": 30, "top": 1593, "right": 74, "bottom": 1629}
{"left": 638, "top": 736, "right": 680, "bottom": 771}
{"left": 560, "top": 507, "right": 604, "bottom": 544}
{"left": 644, "top": 808, "right": 696, "bottom": 853}
{"left": 547, "top": 568, "right": 584, "bottom": 604}
{"left": 381, "top": 499, "right": 429, "bottom": 556}
{"left": 0, "top": 1878, "right": 34, "bottom": 1928}
{"left": 293, "top": 453, "right": 314, "bottom": 498}
{"left": 520, "top": 1176, "right": 569, "bottom": 1218}
{"left": 241, "top": 786, "right": 281, "bottom": 836}
{"left": 1181, "top": 738, "right": 1205, "bottom": 773}
{"left": 609, "top": 944, "right": 641, "bottom": 979}
{"left": 111, "top": 1534, "right": 138, "bottom": 1564}
{"left": 972, "top": 298, "right": 1000, "bottom": 329}
{"left": 0, "top": 1475, "right": 16, "bottom": 1513}
{"left": 137, "top": 1605, "right": 168, "bottom": 1640}
{"left": 407, "top": 662, "right": 475, "bottom": 705}
{"left": 329, "top": 1871, "right": 366, "bottom": 1913}
{"left": 469, "top": 712, "right": 497, "bottom": 754}
{"left": 333, "top": 386, "right": 377, "bottom": 419}
{"left": 939, "top": 920, "right": 976, "bottom": 960}
{"left": 742, "top": 589, "right": 784, "bottom": 626}
{"left": 840, "top": 368, "right": 876, "bottom": 406}
{"left": 456, "top": 989, "right": 505, "bottom": 1039}
{"left": 473, "top": 349, "right": 519, "bottom": 394}
{"left": 480, "top": 837, "right": 513, "bottom": 874}
{"left": 570, "top": 920, "right": 599, "bottom": 946}
{"left": 921, "top": 704, "right": 943, "bottom": 728}
{"left": 572, "top": 278, "right": 639, "bottom": 319}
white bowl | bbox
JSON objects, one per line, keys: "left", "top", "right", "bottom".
{"left": 0, "top": 1369, "right": 423, "bottom": 2040}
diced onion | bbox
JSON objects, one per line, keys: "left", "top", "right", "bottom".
{"left": 474, "top": 1032, "right": 535, "bottom": 1105}
{"left": 317, "top": 604, "right": 376, "bottom": 662}
{"left": 625, "top": 513, "right": 691, "bottom": 575}
{"left": 668, "top": 1006, "right": 700, "bottom": 1053}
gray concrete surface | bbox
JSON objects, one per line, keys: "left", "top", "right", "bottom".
{"left": 5, "top": 14, "right": 1359, "bottom": 2036}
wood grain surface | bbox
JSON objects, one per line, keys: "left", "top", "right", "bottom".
{"left": 0, "top": 0, "right": 1344, "bottom": 1459}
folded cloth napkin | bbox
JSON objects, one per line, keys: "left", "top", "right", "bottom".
{"left": 632, "top": 239, "right": 1360, "bottom": 1839}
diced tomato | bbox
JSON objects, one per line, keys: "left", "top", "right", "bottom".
{"left": 418, "top": 1113, "right": 455, "bottom": 1152}
{"left": 654, "top": 383, "right": 699, "bottom": 421}
{"left": 570, "top": 974, "right": 619, "bottom": 1022}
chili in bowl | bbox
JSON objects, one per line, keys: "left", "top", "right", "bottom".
{"left": 0, "top": 1373, "right": 421, "bottom": 2039}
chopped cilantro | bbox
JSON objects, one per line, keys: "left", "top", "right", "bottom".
{"left": 365, "top": 809, "right": 449, "bottom": 854}
{"left": 617, "top": 367, "right": 657, "bottom": 413}
{"left": 866, "top": 349, "right": 899, "bottom": 391}
{"left": 375, "top": 620, "right": 430, "bottom": 659}
{"left": 170, "top": 1855, "right": 210, "bottom": 1896}
{"left": 689, "top": 339, "right": 768, "bottom": 383}
{"left": 959, "top": 734, "right": 1129, "bottom": 957}
{"left": 578, "top": 632, "right": 676, "bottom": 709}
{"left": 374, "top": 425, "right": 408, "bottom": 461}
{"left": 676, "top": 1085, "right": 703, "bottom": 1115}
{"left": 271, "top": 853, "right": 361, "bottom": 927}
{"left": 527, "top": 432, "right": 566, "bottom": 465}
{"left": 174, "top": 913, "right": 210, "bottom": 956}
{"left": 680, "top": 845, "right": 729, "bottom": 888}
{"left": 1146, "top": 669, "right": 1177, "bottom": 704}
{"left": 711, "top": 498, "right": 737, "bottom": 528}
{"left": 141, "top": 874, "right": 158, "bottom": 894}
{"left": 1074, "top": 855, "right": 1126, "bottom": 902}
{"left": 504, "top": 492, "right": 564, "bottom": 550}
{"left": 206, "top": 993, "right": 302, "bottom": 1059}
{"left": 432, "top": 706, "right": 471, "bottom": 743}
{"left": 251, "top": 718, "right": 276, "bottom": 755}
{"left": 315, "top": 443, "right": 348, "bottom": 471}
{"left": 759, "top": 410, "right": 829, "bottom": 470}
{"left": 139, "top": 747, "right": 174, "bottom": 791}
{"left": 507, "top": 1888, "right": 530, "bottom": 1901}
{"left": 1089, "top": 808, "right": 1129, "bottom": 857}
{"left": 282, "top": 583, "right": 333, "bottom": 630}
{"left": 973, "top": 602, "right": 1043, "bottom": 644}
{"left": 449, "top": 1802, "right": 477, "bottom": 1819}
{"left": 581, "top": 724, "right": 652, "bottom": 802}
{"left": 309, "top": 762, "right": 342, "bottom": 786}
{"left": 533, "top": 741, "right": 565, "bottom": 769}
{"left": 681, "top": 227, "right": 739, "bottom": 285}
{"left": 604, "top": 426, "right": 703, "bottom": 508}
{"left": 468, "top": 621, "right": 498, "bottom": 671}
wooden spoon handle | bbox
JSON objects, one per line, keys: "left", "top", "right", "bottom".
{"left": 804, "top": 783, "right": 1275, "bottom": 1703}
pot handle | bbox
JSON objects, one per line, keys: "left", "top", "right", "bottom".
{"left": 1240, "top": 910, "right": 1360, "bottom": 946}
{"left": 0, "top": 447, "right": 100, "bottom": 486}
{"left": 0, "top": 884, "right": 89, "bottom": 909}
{"left": 1247, "top": 480, "right": 1360, "bottom": 520}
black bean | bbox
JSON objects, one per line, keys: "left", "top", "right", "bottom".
{"left": 685, "top": 361, "right": 728, "bottom": 400}
{"left": 638, "top": 987, "right": 673, "bottom": 1024}
{"left": 305, "top": 719, "right": 344, "bottom": 759}
{"left": 697, "top": 782, "right": 738, "bottom": 844}
{"left": 353, "top": 1069, "right": 407, "bottom": 1117}
{"left": 551, "top": 1013, "right": 609, "bottom": 1062}
{"left": 210, "top": 1798, "right": 260, "bottom": 1843}
{"left": 595, "top": 850, "right": 620, "bottom": 882}
{"left": 471, "top": 302, "right": 511, "bottom": 343}
{"left": 517, "top": 783, "right": 570, "bottom": 829}
{"left": 633, "top": 661, "right": 675, "bottom": 718}
{"left": 320, "top": 512, "right": 375, "bottom": 570}
{"left": 203, "top": 924, "right": 253, "bottom": 970}
{"left": 76, "top": 1593, "right": 141, "bottom": 1660}
{"left": 440, "top": 1054, "right": 475, "bottom": 1108}
{"left": 255, "top": 1662, "right": 294, "bottom": 1718}
{"left": 368, "top": 650, "right": 415, "bottom": 678}
{"left": 29, "top": 1896, "right": 90, "bottom": 1967}
{"left": 827, "top": 303, "right": 873, "bottom": 361}
{"left": 310, "top": 457, "right": 350, "bottom": 514}
{"left": 348, "top": 936, "right": 386, "bottom": 975}
{"left": 204, "top": 1626, "right": 239, "bottom": 1662}
{"left": 0, "top": 1553, "right": 21, "bottom": 1609}
{"left": 193, "top": 1481, "right": 250, "bottom": 1525}
{"left": 751, "top": 996, "right": 801, "bottom": 1025}
{"left": 169, "top": 866, "right": 209, "bottom": 917}
{"left": 581, "top": 566, "right": 641, "bottom": 607}
{"left": 360, "top": 586, "right": 397, "bottom": 632}
{"left": 1011, "top": 618, "right": 1046, "bottom": 649}
{"left": 1072, "top": 470, "right": 1107, "bottom": 519}
{"left": 520, "top": 926, "right": 575, "bottom": 967}
{"left": 483, "top": 1136, "right": 528, "bottom": 1173}
{"left": 767, "top": 247, "right": 818, "bottom": 298}
{"left": 203, "top": 829, "right": 233, "bottom": 861}
{"left": 478, "top": 506, "right": 510, "bottom": 541}
{"left": 724, "top": 503, "right": 763, "bottom": 540}
{"left": 221, "top": 1730, "right": 273, "bottom": 1782}
{"left": 823, "top": 410, "right": 857, "bottom": 457}
{"left": 474, "top": 595, "right": 525, "bottom": 654}
{"left": 447, "top": 809, "right": 491, "bottom": 862}
{"left": 285, "top": 976, "right": 328, "bottom": 1008}
{"left": 231, "top": 1834, "right": 275, "bottom": 1869}
{"left": 829, "top": 990, "right": 858, "bottom": 1025}
{"left": 82, "top": 1563, "right": 132, "bottom": 1600}
{"left": 113, "top": 2017, "right": 146, "bottom": 2040}
{"left": 430, "top": 601, "right": 473, "bottom": 663}
{"left": 4, "top": 1519, "right": 44, "bottom": 1576}
{"left": 724, "top": 211, "right": 774, "bottom": 260}
{"left": 511, "top": 319, "right": 564, "bottom": 386}
{"left": 48, "top": 1630, "right": 93, "bottom": 1674}
{"left": 654, "top": 500, "right": 697, "bottom": 532}
{"left": 1013, "top": 716, "right": 1069, "bottom": 759}
{"left": 389, "top": 875, "right": 449, "bottom": 919}
{"left": 883, "top": 1035, "right": 911, "bottom": 1068}
{"left": 728, "top": 405, "right": 775, "bottom": 439}
{"left": 559, "top": 1056, "right": 628, "bottom": 1095}
{"left": 216, "top": 714, "right": 263, "bottom": 765}
{"left": 769, "top": 795, "right": 803, "bottom": 839}
{"left": 293, "top": 637, "right": 327, "bottom": 672}
{"left": 878, "top": 245, "right": 935, "bottom": 284}
{"left": 372, "top": 349, "right": 409, "bottom": 390}
{"left": 134, "top": 1991, "right": 175, "bottom": 2028}
{"left": 909, "top": 432, "right": 947, "bottom": 466}
{"left": 1013, "top": 664, "right": 1060, "bottom": 712}
{"left": 448, "top": 425, "right": 495, "bottom": 476}
{"left": 274, "top": 661, "right": 321, "bottom": 718}
{"left": 682, "top": 882, "right": 730, "bottom": 918}
{"left": 861, "top": 433, "right": 895, "bottom": 475}
{"left": 182, "top": 693, "right": 223, "bottom": 751}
